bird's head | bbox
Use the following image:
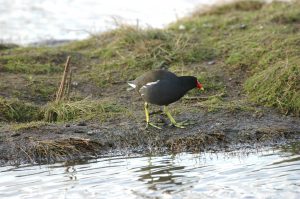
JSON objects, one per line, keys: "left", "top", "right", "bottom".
{"left": 196, "top": 80, "right": 204, "bottom": 91}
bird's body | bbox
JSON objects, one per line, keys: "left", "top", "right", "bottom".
{"left": 128, "top": 69, "right": 203, "bottom": 129}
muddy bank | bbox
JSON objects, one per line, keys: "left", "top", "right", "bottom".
{"left": 1, "top": 104, "right": 299, "bottom": 166}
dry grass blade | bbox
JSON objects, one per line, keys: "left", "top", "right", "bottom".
{"left": 56, "top": 56, "right": 71, "bottom": 102}
{"left": 21, "top": 138, "right": 102, "bottom": 164}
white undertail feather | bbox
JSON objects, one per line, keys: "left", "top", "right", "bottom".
{"left": 127, "top": 82, "right": 136, "bottom": 88}
{"left": 127, "top": 82, "right": 136, "bottom": 91}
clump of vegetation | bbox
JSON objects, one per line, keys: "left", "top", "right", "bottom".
{"left": 166, "top": 132, "right": 223, "bottom": 152}
{"left": 64, "top": 25, "right": 217, "bottom": 87}
{"left": 0, "top": 48, "right": 87, "bottom": 74}
{"left": 202, "top": 1, "right": 264, "bottom": 15}
{"left": 245, "top": 58, "right": 300, "bottom": 115}
{"left": 19, "top": 137, "right": 101, "bottom": 164}
{"left": 0, "top": 48, "right": 59, "bottom": 74}
{"left": 170, "top": 0, "right": 300, "bottom": 115}
{"left": 43, "top": 99, "right": 125, "bottom": 122}
{"left": 0, "top": 97, "right": 41, "bottom": 122}
{"left": 0, "top": 43, "right": 18, "bottom": 50}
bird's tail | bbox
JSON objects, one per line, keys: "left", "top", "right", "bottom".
{"left": 127, "top": 81, "right": 136, "bottom": 91}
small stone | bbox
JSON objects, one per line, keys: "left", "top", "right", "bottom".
{"left": 215, "top": 122, "right": 222, "bottom": 126}
{"left": 240, "top": 24, "right": 247, "bottom": 29}
{"left": 65, "top": 124, "right": 71, "bottom": 127}
{"left": 74, "top": 129, "right": 86, "bottom": 134}
{"left": 87, "top": 131, "right": 94, "bottom": 135}
{"left": 77, "top": 121, "right": 87, "bottom": 126}
{"left": 11, "top": 132, "right": 21, "bottom": 137}
{"left": 208, "top": 61, "right": 215, "bottom": 65}
{"left": 72, "top": 81, "right": 79, "bottom": 86}
{"left": 87, "top": 129, "right": 101, "bottom": 135}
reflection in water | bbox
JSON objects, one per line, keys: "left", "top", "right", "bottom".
{"left": 137, "top": 157, "right": 185, "bottom": 192}
{"left": 65, "top": 166, "right": 77, "bottom": 181}
{"left": 0, "top": 141, "right": 300, "bottom": 199}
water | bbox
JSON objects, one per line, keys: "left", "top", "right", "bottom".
{"left": 0, "top": 0, "right": 232, "bottom": 45}
{"left": 1, "top": 142, "right": 299, "bottom": 199}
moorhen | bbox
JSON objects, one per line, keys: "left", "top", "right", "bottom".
{"left": 128, "top": 69, "right": 204, "bottom": 129}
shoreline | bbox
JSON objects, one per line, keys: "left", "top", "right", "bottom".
{"left": 1, "top": 103, "right": 300, "bottom": 166}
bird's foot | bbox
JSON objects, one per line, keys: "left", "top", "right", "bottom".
{"left": 169, "top": 122, "right": 185, "bottom": 129}
{"left": 145, "top": 122, "right": 162, "bottom": 130}
{"left": 168, "top": 120, "right": 195, "bottom": 128}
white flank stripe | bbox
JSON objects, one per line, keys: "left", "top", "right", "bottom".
{"left": 140, "top": 80, "right": 160, "bottom": 93}
{"left": 145, "top": 80, "right": 160, "bottom": 86}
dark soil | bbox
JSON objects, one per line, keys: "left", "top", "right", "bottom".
{"left": 1, "top": 81, "right": 299, "bottom": 166}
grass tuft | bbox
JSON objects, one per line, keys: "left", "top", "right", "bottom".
{"left": 20, "top": 138, "right": 101, "bottom": 164}
{"left": 43, "top": 99, "right": 125, "bottom": 122}
{"left": 0, "top": 97, "right": 42, "bottom": 122}
{"left": 204, "top": 1, "right": 265, "bottom": 15}
{"left": 245, "top": 58, "right": 300, "bottom": 115}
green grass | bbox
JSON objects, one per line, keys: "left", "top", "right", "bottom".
{"left": 65, "top": 26, "right": 217, "bottom": 87}
{"left": 0, "top": 47, "right": 87, "bottom": 74}
{"left": 170, "top": 0, "right": 300, "bottom": 115}
{"left": 0, "top": 96, "right": 127, "bottom": 124}
{"left": 0, "top": 97, "right": 41, "bottom": 122}
{"left": 245, "top": 58, "right": 300, "bottom": 115}
{"left": 0, "top": 48, "right": 62, "bottom": 74}
{"left": 0, "top": 0, "right": 299, "bottom": 122}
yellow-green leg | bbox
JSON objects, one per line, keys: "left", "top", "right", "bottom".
{"left": 163, "top": 106, "right": 186, "bottom": 128}
{"left": 144, "top": 102, "right": 161, "bottom": 129}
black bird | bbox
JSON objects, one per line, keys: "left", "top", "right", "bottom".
{"left": 128, "top": 69, "right": 204, "bottom": 129}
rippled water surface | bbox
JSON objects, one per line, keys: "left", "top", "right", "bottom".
{"left": 1, "top": 142, "right": 300, "bottom": 199}
{"left": 0, "top": 0, "right": 232, "bottom": 44}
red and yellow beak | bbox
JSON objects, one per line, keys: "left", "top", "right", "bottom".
{"left": 196, "top": 81, "right": 204, "bottom": 91}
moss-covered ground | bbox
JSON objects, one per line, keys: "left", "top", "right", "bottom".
{"left": 0, "top": 1, "right": 299, "bottom": 165}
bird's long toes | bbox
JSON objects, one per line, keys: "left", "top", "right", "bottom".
{"left": 145, "top": 122, "right": 162, "bottom": 130}
{"left": 174, "top": 123, "right": 186, "bottom": 129}
{"left": 169, "top": 120, "right": 196, "bottom": 128}
{"left": 167, "top": 122, "right": 185, "bottom": 128}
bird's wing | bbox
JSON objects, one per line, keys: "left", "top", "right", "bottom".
{"left": 139, "top": 79, "right": 183, "bottom": 105}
